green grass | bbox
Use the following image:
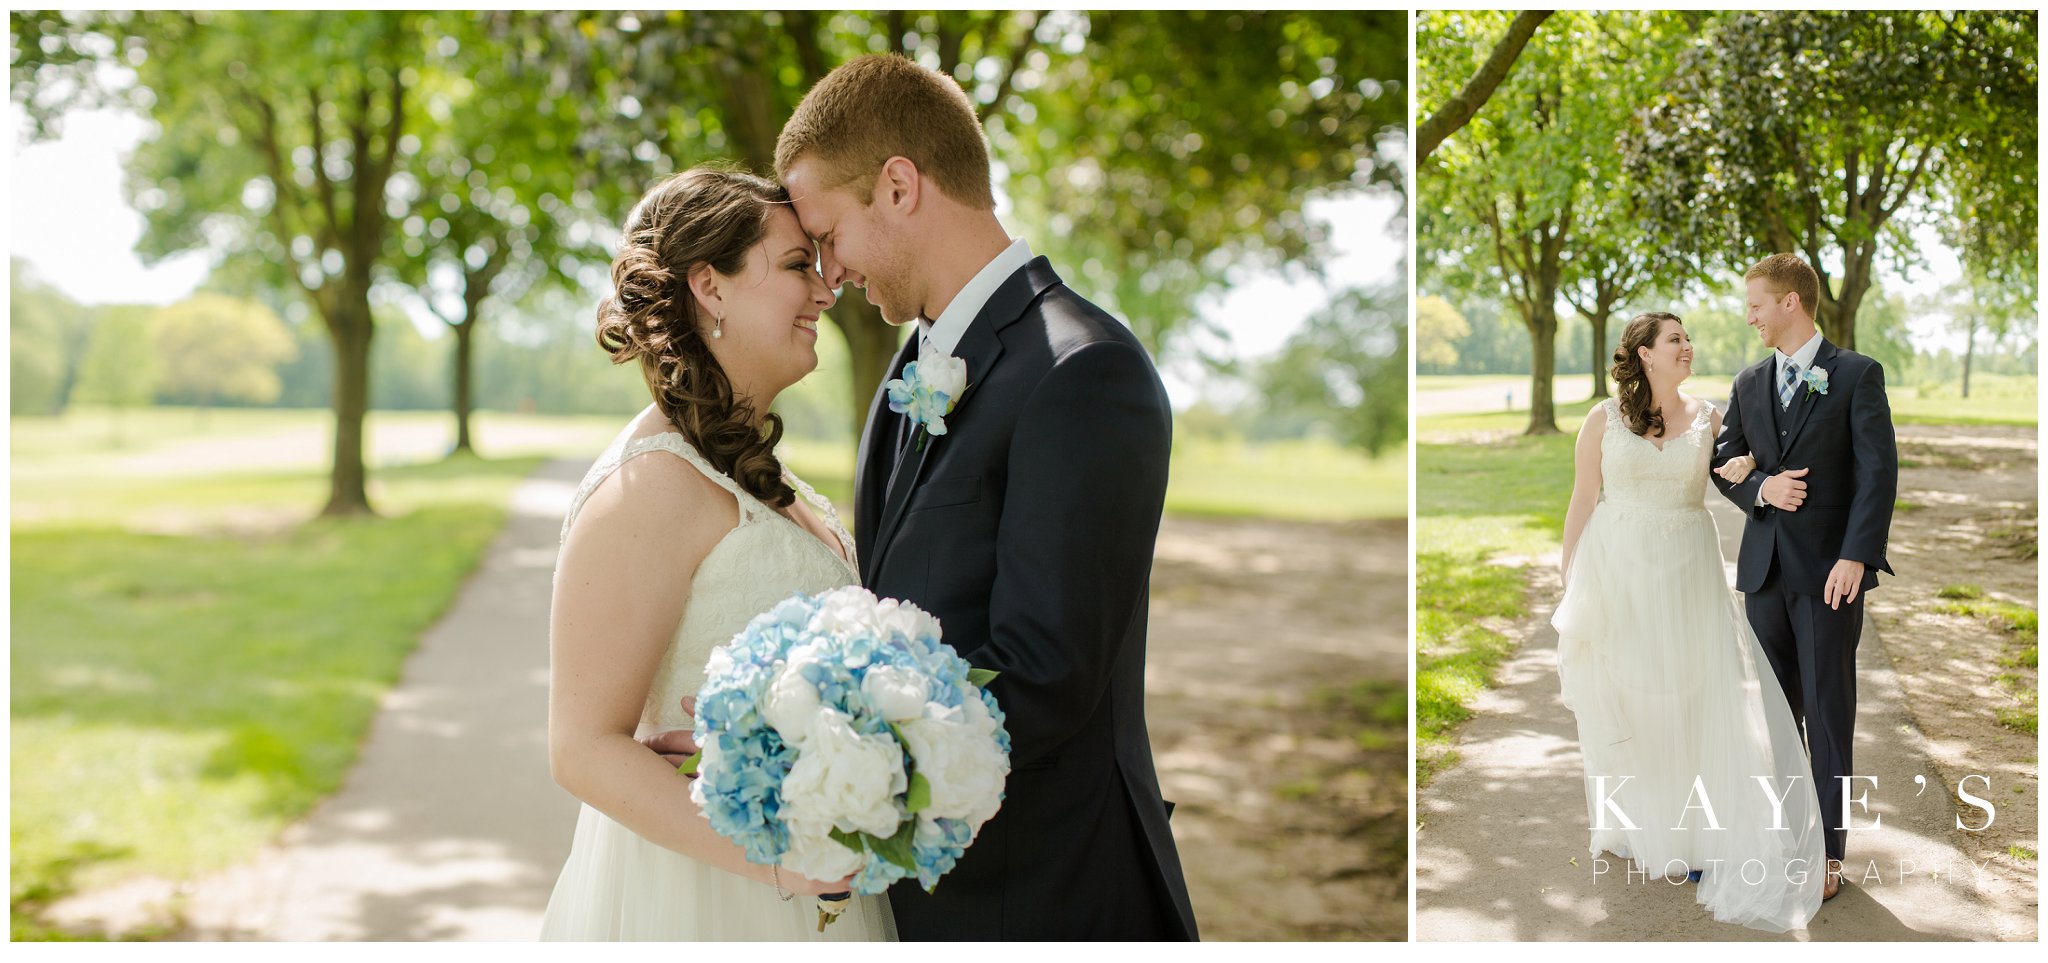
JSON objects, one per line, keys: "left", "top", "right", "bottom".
{"left": 10, "top": 436, "right": 543, "bottom": 938}
{"left": 2010, "top": 845, "right": 2037, "bottom": 861}
{"left": 1414, "top": 430, "right": 1577, "bottom": 790}
{"left": 1165, "top": 436, "right": 1406, "bottom": 521}
{"left": 1894, "top": 374, "right": 2038, "bottom": 427}
{"left": 1932, "top": 597, "right": 2042, "bottom": 737}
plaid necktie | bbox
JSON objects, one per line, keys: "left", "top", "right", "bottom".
{"left": 1779, "top": 359, "right": 1800, "bottom": 409}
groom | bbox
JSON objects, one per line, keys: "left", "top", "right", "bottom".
{"left": 777, "top": 54, "right": 1197, "bottom": 940}
{"left": 1709, "top": 253, "right": 1897, "bottom": 901}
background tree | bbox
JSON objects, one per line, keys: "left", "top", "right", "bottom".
{"left": 1624, "top": 10, "right": 2038, "bottom": 348}
{"left": 151, "top": 293, "right": 299, "bottom": 421}
{"left": 1254, "top": 279, "right": 1406, "bottom": 456}
{"left": 67, "top": 305, "right": 159, "bottom": 444}
{"left": 8, "top": 260, "right": 84, "bottom": 417}
{"left": 1415, "top": 295, "right": 1470, "bottom": 373}
{"left": 13, "top": 10, "right": 429, "bottom": 515}
{"left": 1419, "top": 10, "right": 1685, "bottom": 432}
{"left": 393, "top": 13, "right": 597, "bottom": 455}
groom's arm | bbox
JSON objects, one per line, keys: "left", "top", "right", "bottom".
{"left": 976, "top": 340, "right": 1171, "bottom": 768}
{"left": 1711, "top": 374, "right": 1769, "bottom": 516}
{"left": 1839, "top": 360, "right": 1897, "bottom": 572}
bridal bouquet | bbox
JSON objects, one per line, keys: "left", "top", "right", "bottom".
{"left": 685, "top": 586, "right": 1010, "bottom": 926}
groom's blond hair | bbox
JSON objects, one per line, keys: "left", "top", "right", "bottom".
{"left": 1745, "top": 254, "right": 1821, "bottom": 319}
{"left": 775, "top": 54, "right": 996, "bottom": 211}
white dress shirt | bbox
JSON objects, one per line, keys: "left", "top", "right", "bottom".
{"left": 1756, "top": 328, "right": 1827, "bottom": 506}
{"left": 920, "top": 237, "right": 1034, "bottom": 358}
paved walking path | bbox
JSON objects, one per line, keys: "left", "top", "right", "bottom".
{"left": 1415, "top": 492, "right": 2024, "bottom": 940}
{"left": 55, "top": 459, "right": 586, "bottom": 940}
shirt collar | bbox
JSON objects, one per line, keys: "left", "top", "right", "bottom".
{"left": 921, "top": 237, "right": 1033, "bottom": 358}
{"left": 1776, "top": 329, "right": 1824, "bottom": 370}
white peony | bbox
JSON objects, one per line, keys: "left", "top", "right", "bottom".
{"left": 918, "top": 349, "right": 968, "bottom": 402}
{"left": 761, "top": 664, "right": 823, "bottom": 746}
{"left": 780, "top": 824, "right": 865, "bottom": 883}
{"left": 861, "top": 665, "right": 931, "bottom": 722}
{"left": 779, "top": 711, "right": 908, "bottom": 839}
{"left": 810, "top": 586, "right": 883, "bottom": 640}
{"left": 874, "top": 598, "right": 943, "bottom": 644}
{"left": 898, "top": 709, "right": 1008, "bottom": 828}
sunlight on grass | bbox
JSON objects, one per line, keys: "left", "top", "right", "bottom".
{"left": 10, "top": 436, "right": 540, "bottom": 928}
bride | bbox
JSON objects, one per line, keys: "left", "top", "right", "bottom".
{"left": 539, "top": 168, "right": 892, "bottom": 940}
{"left": 1553, "top": 312, "right": 1826, "bottom": 932}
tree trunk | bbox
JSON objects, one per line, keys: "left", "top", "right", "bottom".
{"left": 452, "top": 316, "right": 476, "bottom": 455}
{"left": 831, "top": 294, "right": 902, "bottom": 446}
{"left": 1526, "top": 305, "right": 1559, "bottom": 435}
{"left": 321, "top": 285, "right": 376, "bottom": 517}
{"left": 1588, "top": 308, "right": 1611, "bottom": 400}
{"left": 1962, "top": 317, "right": 1977, "bottom": 399}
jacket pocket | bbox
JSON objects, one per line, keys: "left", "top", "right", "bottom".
{"left": 909, "top": 473, "right": 981, "bottom": 513}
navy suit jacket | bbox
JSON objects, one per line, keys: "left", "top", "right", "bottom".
{"left": 854, "top": 256, "right": 1198, "bottom": 940}
{"left": 1709, "top": 340, "right": 1898, "bottom": 595}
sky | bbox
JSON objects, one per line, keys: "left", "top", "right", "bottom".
{"left": 8, "top": 103, "right": 1401, "bottom": 410}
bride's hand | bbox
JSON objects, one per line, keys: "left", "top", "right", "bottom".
{"left": 773, "top": 867, "right": 855, "bottom": 898}
{"left": 640, "top": 697, "right": 701, "bottom": 772}
{"left": 1714, "top": 454, "right": 1757, "bottom": 484}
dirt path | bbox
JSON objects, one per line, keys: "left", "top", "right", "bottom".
{"left": 47, "top": 463, "right": 1405, "bottom": 940}
{"left": 1416, "top": 491, "right": 2019, "bottom": 941}
{"left": 1145, "top": 517, "right": 1409, "bottom": 940}
{"left": 1865, "top": 424, "right": 2039, "bottom": 938}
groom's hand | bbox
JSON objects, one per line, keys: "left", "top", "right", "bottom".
{"left": 1824, "top": 559, "right": 1866, "bottom": 609}
{"left": 639, "top": 696, "right": 701, "bottom": 773}
{"left": 1761, "top": 467, "right": 1809, "bottom": 511}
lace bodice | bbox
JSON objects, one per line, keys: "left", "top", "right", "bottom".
{"left": 1597, "top": 395, "right": 1715, "bottom": 511}
{"left": 559, "top": 430, "right": 859, "bottom": 734}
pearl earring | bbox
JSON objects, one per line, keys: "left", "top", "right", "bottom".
{"left": 712, "top": 314, "right": 723, "bottom": 340}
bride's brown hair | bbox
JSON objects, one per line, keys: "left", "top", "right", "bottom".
{"left": 1609, "top": 312, "right": 1683, "bottom": 438}
{"left": 595, "top": 168, "right": 796, "bottom": 508}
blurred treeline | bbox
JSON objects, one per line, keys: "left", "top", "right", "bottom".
{"left": 11, "top": 10, "right": 1409, "bottom": 515}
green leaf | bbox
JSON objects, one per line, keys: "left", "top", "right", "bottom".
{"left": 966, "top": 668, "right": 1000, "bottom": 688}
{"left": 676, "top": 749, "right": 702, "bottom": 776}
{"left": 862, "top": 820, "right": 919, "bottom": 873}
{"left": 906, "top": 771, "right": 933, "bottom": 813}
{"left": 828, "top": 827, "right": 867, "bottom": 853}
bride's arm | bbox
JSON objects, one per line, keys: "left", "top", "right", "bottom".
{"left": 547, "top": 453, "right": 844, "bottom": 896}
{"left": 1560, "top": 404, "right": 1606, "bottom": 581}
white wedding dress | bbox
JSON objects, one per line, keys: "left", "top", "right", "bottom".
{"left": 539, "top": 430, "right": 895, "bottom": 941}
{"left": 1552, "top": 397, "right": 1825, "bottom": 933}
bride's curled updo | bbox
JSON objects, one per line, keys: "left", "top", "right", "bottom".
{"left": 1609, "top": 311, "right": 1682, "bottom": 438}
{"left": 595, "top": 168, "right": 797, "bottom": 509}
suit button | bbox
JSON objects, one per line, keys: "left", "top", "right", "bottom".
{"left": 1780, "top": 429, "right": 1787, "bottom": 436}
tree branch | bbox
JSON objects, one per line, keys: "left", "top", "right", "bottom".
{"left": 1417, "top": 10, "right": 1552, "bottom": 163}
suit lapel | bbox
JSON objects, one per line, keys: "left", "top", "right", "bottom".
{"left": 1743, "top": 357, "right": 1782, "bottom": 468}
{"left": 866, "top": 257, "right": 1057, "bottom": 581}
{"left": 1779, "top": 340, "right": 1836, "bottom": 456}
{"left": 855, "top": 332, "right": 919, "bottom": 584}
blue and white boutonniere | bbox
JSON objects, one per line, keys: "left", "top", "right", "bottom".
{"left": 1802, "top": 365, "right": 1829, "bottom": 397}
{"left": 886, "top": 350, "right": 969, "bottom": 451}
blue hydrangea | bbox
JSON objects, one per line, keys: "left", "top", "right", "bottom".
{"left": 690, "top": 588, "right": 1011, "bottom": 896}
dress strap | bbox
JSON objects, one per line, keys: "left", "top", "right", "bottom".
{"left": 560, "top": 432, "right": 768, "bottom": 544}
{"left": 620, "top": 433, "right": 769, "bottom": 522}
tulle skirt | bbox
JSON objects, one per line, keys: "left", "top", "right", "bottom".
{"left": 538, "top": 803, "right": 896, "bottom": 941}
{"left": 1553, "top": 501, "right": 1825, "bottom": 932}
